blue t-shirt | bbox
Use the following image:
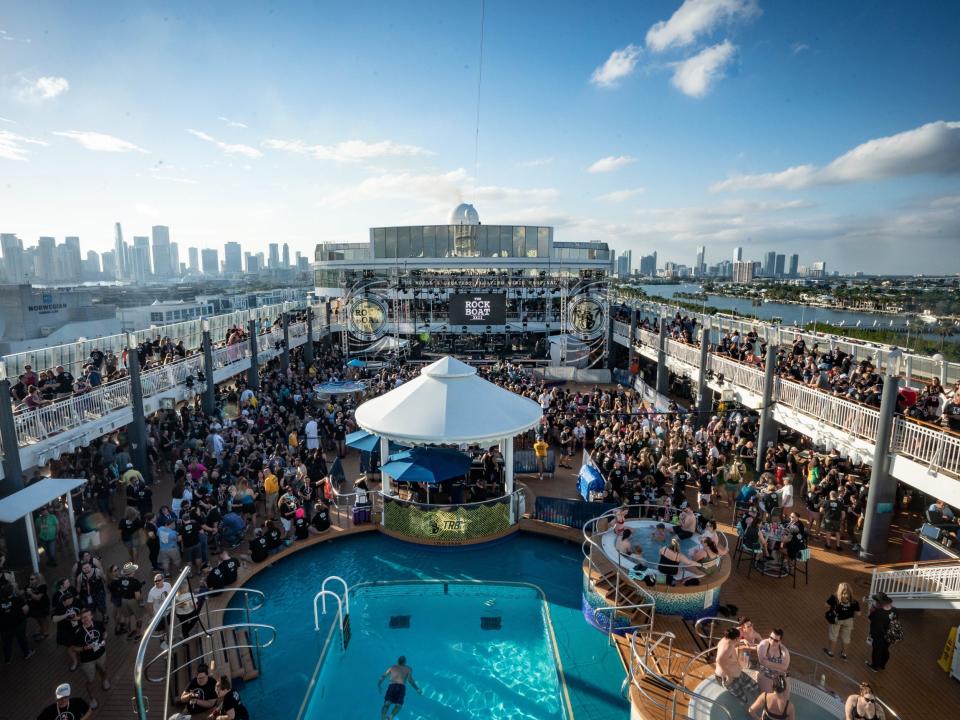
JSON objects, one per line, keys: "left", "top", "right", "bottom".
{"left": 157, "top": 525, "right": 178, "bottom": 551}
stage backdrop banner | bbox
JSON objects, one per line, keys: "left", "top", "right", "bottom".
{"left": 448, "top": 293, "right": 507, "bottom": 326}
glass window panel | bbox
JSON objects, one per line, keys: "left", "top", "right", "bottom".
{"left": 411, "top": 226, "right": 423, "bottom": 257}
{"left": 385, "top": 227, "right": 397, "bottom": 258}
{"left": 538, "top": 227, "right": 550, "bottom": 258}
{"left": 374, "top": 228, "right": 386, "bottom": 258}
{"left": 441, "top": 226, "right": 452, "bottom": 257}
{"left": 524, "top": 227, "right": 539, "bottom": 258}
{"left": 423, "top": 226, "right": 436, "bottom": 258}
{"left": 397, "top": 227, "right": 410, "bottom": 257}
{"left": 513, "top": 226, "right": 525, "bottom": 258}
{"left": 474, "top": 225, "right": 487, "bottom": 257}
{"left": 500, "top": 226, "right": 513, "bottom": 257}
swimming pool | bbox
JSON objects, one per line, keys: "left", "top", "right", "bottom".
{"left": 300, "top": 581, "right": 569, "bottom": 719}
{"left": 232, "top": 532, "right": 629, "bottom": 719}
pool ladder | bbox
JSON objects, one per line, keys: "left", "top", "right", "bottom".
{"left": 314, "top": 575, "right": 351, "bottom": 650}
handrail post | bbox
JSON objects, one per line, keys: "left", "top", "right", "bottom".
{"left": 247, "top": 318, "right": 260, "bottom": 391}
{"left": 696, "top": 326, "right": 711, "bottom": 427}
{"left": 656, "top": 317, "right": 670, "bottom": 396}
{"left": 126, "top": 336, "right": 153, "bottom": 485}
{"left": 280, "top": 311, "right": 291, "bottom": 374}
{"left": 201, "top": 327, "right": 216, "bottom": 416}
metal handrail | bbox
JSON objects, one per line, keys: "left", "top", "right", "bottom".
{"left": 626, "top": 630, "right": 735, "bottom": 720}
{"left": 142, "top": 622, "right": 278, "bottom": 683}
{"left": 134, "top": 571, "right": 274, "bottom": 719}
{"left": 379, "top": 487, "right": 525, "bottom": 512}
{"left": 321, "top": 575, "right": 350, "bottom": 616}
{"left": 582, "top": 503, "right": 731, "bottom": 572}
{"left": 691, "top": 616, "right": 903, "bottom": 719}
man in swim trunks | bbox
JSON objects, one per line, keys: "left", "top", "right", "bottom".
{"left": 378, "top": 655, "right": 421, "bottom": 719}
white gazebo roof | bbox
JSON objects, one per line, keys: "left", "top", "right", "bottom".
{"left": 354, "top": 356, "right": 542, "bottom": 446}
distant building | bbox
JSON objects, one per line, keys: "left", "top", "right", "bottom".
{"left": 201, "top": 248, "right": 219, "bottom": 275}
{"left": 788, "top": 253, "right": 799, "bottom": 278}
{"left": 733, "top": 246, "right": 743, "bottom": 262}
{"left": 639, "top": 251, "right": 657, "bottom": 276}
{"left": 268, "top": 243, "right": 280, "bottom": 269}
{"left": 101, "top": 250, "right": 117, "bottom": 279}
{"left": 114, "top": 222, "right": 128, "bottom": 281}
{"left": 118, "top": 298, "right": 215, "bottom": 330}
{"left": 83, "top": 250, "right": 101, "bottom": 279}
{"left": 36, "top": 237, "right": 56, "bottom": 283}
{"left": 809, "top": 260, "right": 827, "bottom": 279}
{"left": 763, "top": 251, "right": 776, "bottom": 277}
{"left": 224, "top": 241, "right": 243, "bottom": 274}
{"left": 188, "top": 247, "right": 200, "bottom": 273}
{"left": 169, "top": 242, "right": 181, "bottom": 277}
{"left": 616, "top": 249, "right": 632, "bottom": 277}
{"left": 0, "top": 285, "right": 118, "bottom": 354}
{"left": 775, "top": 253, "right": 785, "bottom": 277}
{"left": 131, "top": 236, "right": 151, "bottom": 283}
{"left": 282, "top": 242, "right": 290, "bottom": 268}
{"left": 151, "top": 226, "right": 172, "bottom": 278}
{"left": 733, "top": 260, "right": 754, "bottom": 283}
{"left": 1, "top": 234, "right": 27, "bottom": 283}
{"left": 695, "top": 245, "right": 706, "bottom": 276}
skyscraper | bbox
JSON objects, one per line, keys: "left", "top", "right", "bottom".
{"left": 733, "top": 246, "right": 743, "bottom": 262}
{"left": 268, "top": 243, "right": 280, "bottom": 269}
{"left": 764, "top": 251, "right": 776, "bottom": 277}
{"left": 639, "top": 251, "right": 657, "bottom": 276}
{"left": 169, "top": 242, "right": 180, "bottom": 276}
{"left": 101, "top": 250, "right": 117, "bottom": 279}
{"left": 188, "top": 247, "right": 200, "bottom": 273}
{"left": 224, "top": 241, "right": 243, "bottom": 274}
{"left": 151, "top": 225, "right": 172, "bottom": 278}
{"left": 61, "top": 237, "right": 83, "bottom": 283}
{"left": 695, "top": 245, "right": 706, "bottom": 276}
{"left": 201, "top": 248, "right": 219, "bottom": 275}
{"left": 36, "top": 236, "right": 56, "bottom": 283}
{"left": 131, "top": 236, "right": 151, "bottom": 283}
{"left": 114, "top": 222, "right": 127, "bottom": 280}
{"left": 1, "top": 234, "right": 26, "bottom": 283}
{"left": 775, "top": 253, "right": 785, "bottom": 277}
{"left": 281, "top": 242, "right": 290, "bottom": 268}
{"left": 616, "top": 249, "right": 632, "bottom": 276}
{"left": 245, "top": 252, "right": 261, "bottom": 274}
{"left": 788, "top": 253, "right": 799, "bottom": 277}
{"left": 733, "top": 260, "right": 754, "bottom": 283}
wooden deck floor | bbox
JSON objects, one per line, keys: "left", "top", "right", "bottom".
{"left": 0, "top": 452, "right": 956, "bottom": 719}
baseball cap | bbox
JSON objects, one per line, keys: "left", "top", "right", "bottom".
{"left": 56, "top": 683, "right": 71, "bottom": 699}
{"left": 126, "top": 463, "right": 134, "bottom": 469}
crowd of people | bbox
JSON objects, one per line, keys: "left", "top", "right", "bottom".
{"left": 631, "top": 309, "right": 960, "bottom": 433}
{"left": 0, "top": 318, "right": 934, "bottom": 717}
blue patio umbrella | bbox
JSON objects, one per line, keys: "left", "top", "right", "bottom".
{"left": 346, "top": 430, "right": 381, "bottom": 454}
{"left": 381, "top": 447, "right": 472, "bottom": 485}
{"left": 347, "top": 358, "right": 366, "bottom": 368}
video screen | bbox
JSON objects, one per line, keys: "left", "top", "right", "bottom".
{"left": 448, "top": 293, "right": 507, "bottom": 325}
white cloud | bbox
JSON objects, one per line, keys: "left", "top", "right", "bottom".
{"left": 0, "top": 130, "right": 48, "bottom": 161}
{"left": 188, "top": 129, "right": 262, "bottom": 158}
{"left": 646, "top": 0, "right": 760, "bottom": 52}
{"left": 0, "top": 116, "right": 16, "bottom": 124}
{"left": 318, "top": 168, "right": 556, "bottom": 209}
{"left": 517, "top": 157, "right": 553, "bottom": 168}
{"left": 671, "top": 40, "right": 736, "bottom": 98}
{"left": 598, "top": 187, "right": 646, "bottom": 202}
{"left": 588, "top": 155, "right": 636, "bottom": 173}
{"left": 712, "top": 121, "right": 960, "bottom": 191}
{"left": 53, "top": 130, "right": 148, "bottom": 153}
{"left": 590, "top": 44, "right": 642, "bottom": 88}
{"left": 0, "top": 29, "right": 31, "bottom": 43}
{"left": 792, "top": 42, "right": 810, "bottom": 55}
{"left": 217, "top": 116, "right": 249, "bottom": 129}
{"left": 17, "top": 75, "right": 69, "bottom": 102}
{"left": 263, "top": 138, "right": 432, "bottom": 163}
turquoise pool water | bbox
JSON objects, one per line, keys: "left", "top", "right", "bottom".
{"left": 232, "top": 532, "right": 628, "bottom": 719}
{"left": 301, "top": 582, "right": 568, "bottom": 719}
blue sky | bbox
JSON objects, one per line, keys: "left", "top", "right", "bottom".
{"left": 1, "top": 0, "right": 958, "bottom": 274}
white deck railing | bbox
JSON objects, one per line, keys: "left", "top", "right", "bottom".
{"left": 891, "top": 419, "right": 960, "bottom": 476}
{"left": 868, "top": 562, "right": 960, "bottom": 602}
{"left": 774, "top": 378, "right": 882, "bottom": 443}
{"left": 613, "top": 320, "right": 630, "bottom": 339}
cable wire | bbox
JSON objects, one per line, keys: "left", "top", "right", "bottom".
{"left": 473, "top": 0, "right": 485, "bottom": 194}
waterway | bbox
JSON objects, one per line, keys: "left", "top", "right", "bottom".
{"left": 638, "top": 283, "right": 912, "bottom": 329}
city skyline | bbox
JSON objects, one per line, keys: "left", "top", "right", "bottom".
{"left": 0, "top": 2, "right": 958, "bottom": 273}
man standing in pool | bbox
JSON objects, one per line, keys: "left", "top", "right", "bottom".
{"left": 377, "top": 655, "right": 422, "bottom": 719}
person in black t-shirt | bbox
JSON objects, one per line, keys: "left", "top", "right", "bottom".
{"left": 215, "top": 675, "right": 251, "bottom": 719}
{"left": 37, "top": 682, "right": 92, "bottom": 720}
{"left": 70, "top": 609, "right": 109, "bottom": 710}
{"left": 264, "top": 521, "right": 283, "bottom": 553}
{"left": 178, "top": 507, "right": 203, "bottom": 568}
{"left": 0, "top": 582, "right": 34, "bottom": 662}
{"left": 175, "top": 663, "right": 218, "bottom": 716}
{"left": 249, "top": 529, "right": 270, "bottom": 563}
{"left": 310, "top": 502, "right": 331, "bottom": 533}
{"left": 293, "top": 508, "right": 310, "bottom": 540}
{"left": 109, "top": 564, "right": 143, "bottom": 638}
{"left": 208, "top": 551, "right": 241, "bottom": 590}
